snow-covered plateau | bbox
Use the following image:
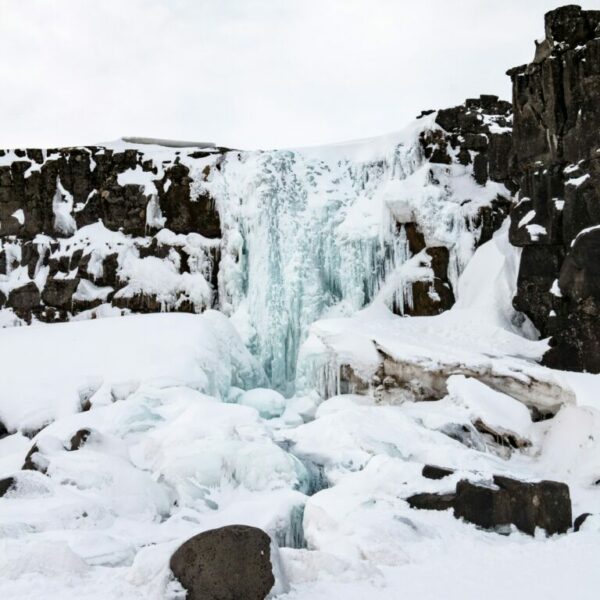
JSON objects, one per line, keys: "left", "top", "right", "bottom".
{"left": 2, "top": 5, "right": 600, "bottom": 593}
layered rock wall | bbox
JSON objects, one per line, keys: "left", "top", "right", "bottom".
{"left": 0, "top": 143, "right": 224, "bottom": 323}
{"left": 508, "top": 5, "right": 600, "bottom": 371}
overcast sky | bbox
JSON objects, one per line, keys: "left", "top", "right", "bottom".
{"left": 0, "top": 0, "right": 582, "bottom": 150}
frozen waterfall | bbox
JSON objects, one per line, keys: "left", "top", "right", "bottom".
{"left": 201, "top": 114, "right": 506, "bottom": 393}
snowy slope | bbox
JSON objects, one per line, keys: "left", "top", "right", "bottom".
{"left": 1, "top": 222, "right": 600, "bottom": 599}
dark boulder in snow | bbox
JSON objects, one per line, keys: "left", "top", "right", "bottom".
{"left": 508, "top": 5, "right": 600, "bottom": 373}
{"left": 7, "top": 281, "right": 41, "bottom": 315}
{"left": 454, "top": 476, "right": 572, "bottom": 536}
{"left": 574, "top": 512, "right": 592, "bottom": 532}
{"left": 408, "top": 475, "right": 572, "bottom": 536}
{"left": 170, "top": 525, "right": 277, "bottom": 600}
{"left": 0, "top": 477, "right": 16, "bottom": 497}
{"left": 407, "top": 492, "right": 456, "bottom": 512}
{"left": 422, "top": 465, "right": 455, "bottom": 480}
{"left": 41, "top": 277, "right": 79, "bottom": 310}
{"left": 68, "top": 428, "right": 92, "bottom": 451}
{"left": 22, "top": 444, "right": 48, "bottom": 474}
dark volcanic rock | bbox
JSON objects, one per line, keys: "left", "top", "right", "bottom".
{"left": 433, "top": 94, "right": 514, "bottom": 191}
{"left": 0, "top": 477, "right": 16, "bottom": 497}
{"left": 7, "top": 281, "right": 41, "bottom": 314}
{"left": 422, "top": 465, "right": 455, "bottom": 480}
{"left": 408, "top": 475, "right": 572, "bottom": 536}
{"left": 68, "top": 428, "right": 92, "bottom": 451}
{"left": 160, "top": 163, "right": 221, "bottom": 237}
{"left": 508, "top": 5, "right": 600, "bottom": 372}
{"left": 41, "top": 277, "right": 79, "bottom": 310}
{"left": 407, "top": 492, "right": 456, "bottom": 511}
{"left": 395, "top": 94, "right": 515, "bottom": 317}
{"left": 574, "top": 512, "right": 592, "bottom": 532}
{"left": 22, "top": 444, "right": 47, "bottom": 474}
{"left": 0, "top": 142, "right": 224, "bottom": 322}
{"left": 454, "top": 476, "right": 572, "bottom": 535}
{"left": 170, "top": 525, "right": 276, "bottom": 600}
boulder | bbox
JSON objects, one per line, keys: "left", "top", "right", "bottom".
{"left": 41, "top": 277, "right": 79, "bottom": 310}
{"left": 68, "top": 428, "right": 92, "bottom": 451}
{"left": 422, "top": 465, "right": 455, "bottom": 480}
{"left": 22, "top": 444, "right": 47, "bottom": 474}
{"left": 574, "top": 512, "right": 592, "bottom": 532}
{"left": 170, "top": 525, "right": 278, "bottom": 600}
{"left": 407, "top": 492, "right": 455, "bottom": 512}
{"left": 407, "top": 475, "right": 572, "bottom": 536}
{"left": 7, "top": 281, "right": 40, "bottom": 313}
{"left": 454, "top": 476, "right": 572, "bottom": 535}
{"left": 0, "top": 477, "right": 16, "bottom": 497}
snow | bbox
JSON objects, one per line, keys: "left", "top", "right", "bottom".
{"left": 72, "top": 279, "right": 112, "bottom": 303}
{"left": 550, "top": 278, "right": 563, "bottom": 297}
{"left": 117, "top": 166, "right": 158, "bottom": 196}
{"left": 566, "top": 173, "right": 590, "bottom": 187}
{"left": 237, "top": 388, "right": 287, "bottom": 419}
{"left": 115, "top": 253, "right": 213, "bottom": 312}
{"left": 52, "top": 177, "right": 76, "bottom": 235}
{"left": 11, "top": 208, "right": 25, "bottom": 225}
{"left": 0, "top": 311, "right": 265, "bottom": 433}
{"left": 518, "top": 209, "right": 536, "bottom": 227}
{"left": 526, "top": 223, "right": 547, "bottom": 241}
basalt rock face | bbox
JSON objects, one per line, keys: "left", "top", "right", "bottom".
{"left": 432, "top": 94, "right": 514, "bottom": 194}
{"left": 508, "top": 5, "right": 600, "bottom": 372}
{"left": 0, "top": 143, "right": 224, "bottom": 323}
{"left": 400, "top": 95, "right": 515, "bottom": 317}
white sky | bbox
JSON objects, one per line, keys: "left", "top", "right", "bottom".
{"left": 0, "top": 0, "right": 585, "bottom": 150}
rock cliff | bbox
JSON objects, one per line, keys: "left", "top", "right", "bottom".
{"left": 508, "top": 4, "right": 600, "bottom": 371}
{"left": 0, "top": 103, "right": 512, "bottom": 336}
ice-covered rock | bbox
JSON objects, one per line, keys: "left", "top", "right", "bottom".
{"left": 238, "top": 388, "right": 286, "bottom": 419}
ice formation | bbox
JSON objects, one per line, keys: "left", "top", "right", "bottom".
{"left": 201, "top": 113, "right": 509, "bottom": 391}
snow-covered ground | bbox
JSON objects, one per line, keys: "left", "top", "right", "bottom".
{"left": 1, "top": 115, "right": 600, "bottom": 598}
{"left": 1, "top": 222, "right": 600, "bottom": 599}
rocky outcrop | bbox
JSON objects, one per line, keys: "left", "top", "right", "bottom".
{"left": 508, "top": 5, "right": 600, "bottom": 372}
{"left": 432, "top": 94, "right": 514, "bottom": 194}
{"left": 422, "top": 464, "right": 455, "bottom": 480}
{"left": 0, "top": 142, "right": 223, "bottom": 323}
{"left": 0, "top": 476, "right": 16, "bottom": 497}
{"left": 408, "top": 474, "right": 572, "bottom": 536}
{"left": 574, "top": 512, "right": 592, "bottom": 532}
{"left": 170, "top": 525, "right": 278, "bottom": 600}
{"left": 394, "top": 95, "right": 515, "bottom": 317}
{"left": 0, "top": 145, "right": 223, "bottom": 239}
{"left": 68, "top": 428, "right": 92, "bottom": 451}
